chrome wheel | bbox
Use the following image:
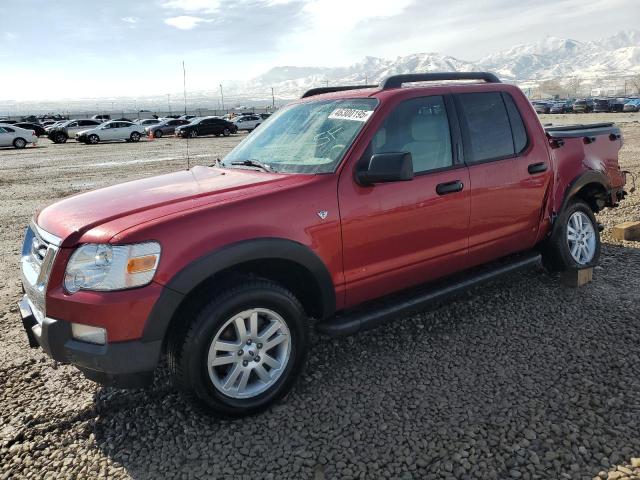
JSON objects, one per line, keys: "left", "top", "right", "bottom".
{"left": 566, "top": 211, "right": 596, "bottom": 265}
{"left": 207, "top": 308, "right": 291, "bottom": 399}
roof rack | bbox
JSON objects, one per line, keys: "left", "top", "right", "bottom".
{"left": 301, "top": 85, "right": 378, "bottom": 99}
{"left": 380, "top": 72, "right": 501, "bottom": 90}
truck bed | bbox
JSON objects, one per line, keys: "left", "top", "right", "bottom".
{"left": 544, "top": 122, "right": 620, "bottom": 138}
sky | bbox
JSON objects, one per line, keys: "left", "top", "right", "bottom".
{"left": 1, "top": 0, "right": 639, "bottom": 101}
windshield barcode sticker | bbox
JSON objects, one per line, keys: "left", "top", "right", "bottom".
{"left": 328, "top": 108, "right": 374, "bottom": 122}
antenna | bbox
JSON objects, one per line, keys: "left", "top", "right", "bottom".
{"left": 183, "top": 60, "right": 190, "bottom": 170}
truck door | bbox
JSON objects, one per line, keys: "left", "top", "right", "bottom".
{"left": 338, "top": 94, "right": 471, "bottom": 307}
{"left": 454, "top": 91, "right": 552, "bottom": 267}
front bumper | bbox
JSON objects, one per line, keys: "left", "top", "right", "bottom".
{"left": 18, "top": 294, "right": 161, "bottom": 388}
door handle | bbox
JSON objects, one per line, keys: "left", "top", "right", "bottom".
{"left": 528, "top": 162, "right": 548, "bottom": 174}
{"left": 436, "top": 180, "right": 464, "bottom": 195}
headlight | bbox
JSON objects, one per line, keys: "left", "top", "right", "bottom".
{"left": 64, "top": 242, "right": 161, "bottom": 294}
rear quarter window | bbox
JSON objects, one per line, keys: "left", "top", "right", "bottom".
{"left": 502, "top": 93, "right": 528, "bottom": 154}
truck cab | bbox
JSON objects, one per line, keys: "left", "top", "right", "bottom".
{"left": 18, "top": 72, "right": 626, "bottom": 416}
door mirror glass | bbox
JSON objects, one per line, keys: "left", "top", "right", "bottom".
{"left": 356, "top": 152, "right": 414, "bottom": 185}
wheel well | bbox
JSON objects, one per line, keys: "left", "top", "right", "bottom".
{"left": 572, "top": 182, "right": 608, "bottom": 213}
{"left": 162, "top": 258, "right": 327, "bottom": 351}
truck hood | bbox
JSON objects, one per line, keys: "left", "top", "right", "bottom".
{"left": 37, "top": 165, "right": 295, "bottom": 246}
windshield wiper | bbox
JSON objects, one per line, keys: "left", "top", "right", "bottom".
{"left": 229, "top": 159, "right": 273, "bottom": 172}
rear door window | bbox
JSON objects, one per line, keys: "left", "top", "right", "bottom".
{"left": 457, "top": 92, "right": 515, "bottom": 163}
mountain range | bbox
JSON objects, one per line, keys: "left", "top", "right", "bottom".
{"left": 243, "top": 30, "right": 640, "bottom": 100}
{"left": 3, "top": 30, "right": 639, "bottom": 114}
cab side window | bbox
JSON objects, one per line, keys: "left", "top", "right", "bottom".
{"left": 371, "top": 96, "right": 452, "bottom": 173}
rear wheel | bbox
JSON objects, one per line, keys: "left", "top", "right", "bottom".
{"left": 542, "top": 199, "right": 600, "bottom": 272}
{"left": 13, "top": 137, "right": 27, "bottom": 149}
{"left": 88, "top": 134, "right": 100, "bottom": 144}
{"left": 222, "top": 128, "right": 231, "bottom": 137}
{"left": 168, "top": 279, "right": 309, "bottom": 417}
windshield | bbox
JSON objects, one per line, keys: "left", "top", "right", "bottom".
{"left": 222, "top": 98, "right": 378, "bottom": 174}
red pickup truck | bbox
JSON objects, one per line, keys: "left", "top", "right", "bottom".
{"left": 19, "top": 73, "right": 626, "bottom": 416}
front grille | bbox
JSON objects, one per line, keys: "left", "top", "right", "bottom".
{"left": 21, "top": 223, "right": 61, "bottom": 323}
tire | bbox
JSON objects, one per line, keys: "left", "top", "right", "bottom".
{"left": 13, "top": 138, "right": 27, "bottom": 149}
{"left": 130, "top": 132, "right": 141, "bottom": 142}
{"left": 88, "top": 134, "right": 100, "bottom": 144}
{"left": 222, "top": 128, "right": 231, "bottom": 137}
{"left": 542, "top": 199, "right": 601, "bottom": 272}
{"left": 154, "top": 130, "right": 163, "bottom": 138}
{"left": 168, "top": 279, "right": 309, "bottom": 417}
{"left": 54, "top": 133, "right": 67, "bottom": 144}
{"left": 189, "top": 130, "right": 197, "bottom": 138}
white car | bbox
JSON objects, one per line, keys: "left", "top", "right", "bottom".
{"left": 48, "top": 119, "right": 104, "bottom": 143}
{"left": 232, "top": 114, "right": 262, "bottom": 131}
{"left": 0, "top": 124, "right": 39, "bottom": 149}
{"left": 76, "top": 120, "right": 145, "bottom": 144}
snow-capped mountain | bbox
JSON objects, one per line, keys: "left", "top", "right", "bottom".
{"left": 235, "top": 29, "right": 640, "bottom": 99}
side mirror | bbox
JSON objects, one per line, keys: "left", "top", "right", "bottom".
{"left": 356, "top": 152, "right": 414, "bottom": 186}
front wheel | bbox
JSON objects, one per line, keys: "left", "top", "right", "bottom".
{"left": 542, "top": 199, "right": 600, "bottom": 272}
{"left": 168, "top": 279, "right": 309, "bottom": 417}
{"left": 54, "top": 133, "right": 67, "bottom": 144}
{"left": 154, "top": 130, "right": 163, "bottom": 138}
{"left": 130, "top": 132, "right": 141, "bottom": 142}
{"left": 222, "top": 128, "right": 230, "bottom": 137}
{"left": 189, "top": 130, "right": 197, "bottom": 138}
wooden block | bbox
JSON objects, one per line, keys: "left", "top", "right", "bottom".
{"left": 611, "top": 221, "right": 640, "bottom": 241}
{"left": 561, "top": 268, "right": 593, "bottom": 287}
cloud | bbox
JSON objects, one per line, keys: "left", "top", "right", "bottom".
{"left": 4, "top": 32, "right": 17, "bottom": 41}
{"left": 164, "top": 15, "right": 206, "bottom": 29}
{"left": 161, "top": 0, "right": 221, "bottom": 13}
{"left": 121, "top": 16, "right": 139, "bottom": 24}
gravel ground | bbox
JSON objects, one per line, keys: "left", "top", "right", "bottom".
{"left": 0, "top": 114, "right": 639, "bottom": 480}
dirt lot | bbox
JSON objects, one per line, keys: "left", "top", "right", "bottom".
{"left": 1, "top": 114, "right": 640, "bottom": 480}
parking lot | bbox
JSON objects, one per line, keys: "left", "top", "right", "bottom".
{"left": 1, "top": 113, "right": 640, "bottom": 479}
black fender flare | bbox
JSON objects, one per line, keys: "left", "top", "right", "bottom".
{"left": 549, "top": 170, "right": 610, "bottom": 239}
{"left": 559, "top": 170, "right": 610, "bottom": 214}
{"left": 142, "top": 238, "right": 336, "bottom": 342}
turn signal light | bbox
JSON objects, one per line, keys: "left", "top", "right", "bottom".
{"left": 127, "top": 255, "right": 158, "bottom": 274}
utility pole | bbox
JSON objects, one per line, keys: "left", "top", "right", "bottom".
{"left": 365, "top": 74, "right": 368, "bottom": 84}
{"left": 271, "top": 87, "right": 275, "bottom": 109}
{"left": 167, "top": 94, "right": 171, "bottom": 114}
{"left": 182, "top": 61, "right": 187, "bottom": 115}
{"left": 325, "top": 79, "right": 329, "bottom": 87}
{"left": 220, "top": 84, "right": 225, "bottom": 111}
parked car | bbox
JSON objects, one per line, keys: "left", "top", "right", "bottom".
{"left": 76, "top": 120, "right": 145, "bottom": 144}
{"left": 623, "top": 99, "right": 640, "bottom": 112}
{"left": 0, "top": 124, "right": 39, "bottom": 148}
{"left": 572, "top": 99, "right": 594, "bottom": 113}
{"left": 232, "top": 114, "right": 262, "bottom": 131}
{"left": 0, "top": 119, "right": 17, "bottom": 124}
{"left": 175, "top": 116, "right": 237, "bottom": 137}
{"left": 179, "top": 115, "right": 197, "bottom": 121}
{"left": 135, "top": 118, "right": 161, "bottom": 128}
{"left": 259, "top": 113, "right": 272, "bottom": 120}
{"left": 145, "top": 118, "right": 191, "bottom": 138}
{"left": 611, "top": 98, "right": 629, "bottom": 113}
{"left": 41, "top": 120, "right": 58, "bottom": 128}
{"left": 47, "top": 119, "right": 103, "bottom": 143}
{"left": 91, "top": 114, "right": 111, "bottom": 122}
{"left": 17, "top": 72, "right": 627, "bottom": 416}
{"left": 13, "top": 122, "right": 47, "bottom": 137}
{"left": 593, "top": 99, "right": 613, "bottom": 113}
{"left": 549, "top": 102, "right": 568, "bottom": 114}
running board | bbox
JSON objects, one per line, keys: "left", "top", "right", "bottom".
{"left": 316, "top": 252, "right": 542, "bottom": 337}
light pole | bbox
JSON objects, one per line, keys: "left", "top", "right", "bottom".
{"left": 271, "top": 87, "right": 275, "bottom": 109}
{"left": 167, "top": 94, "right": 171, "bottom": 115}
{"left": 220, "top": 84, "right": 225, "bottom": 112}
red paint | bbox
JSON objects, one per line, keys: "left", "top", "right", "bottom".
{"left": 35, "top": 82, "right": 625, "bottom": 342}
